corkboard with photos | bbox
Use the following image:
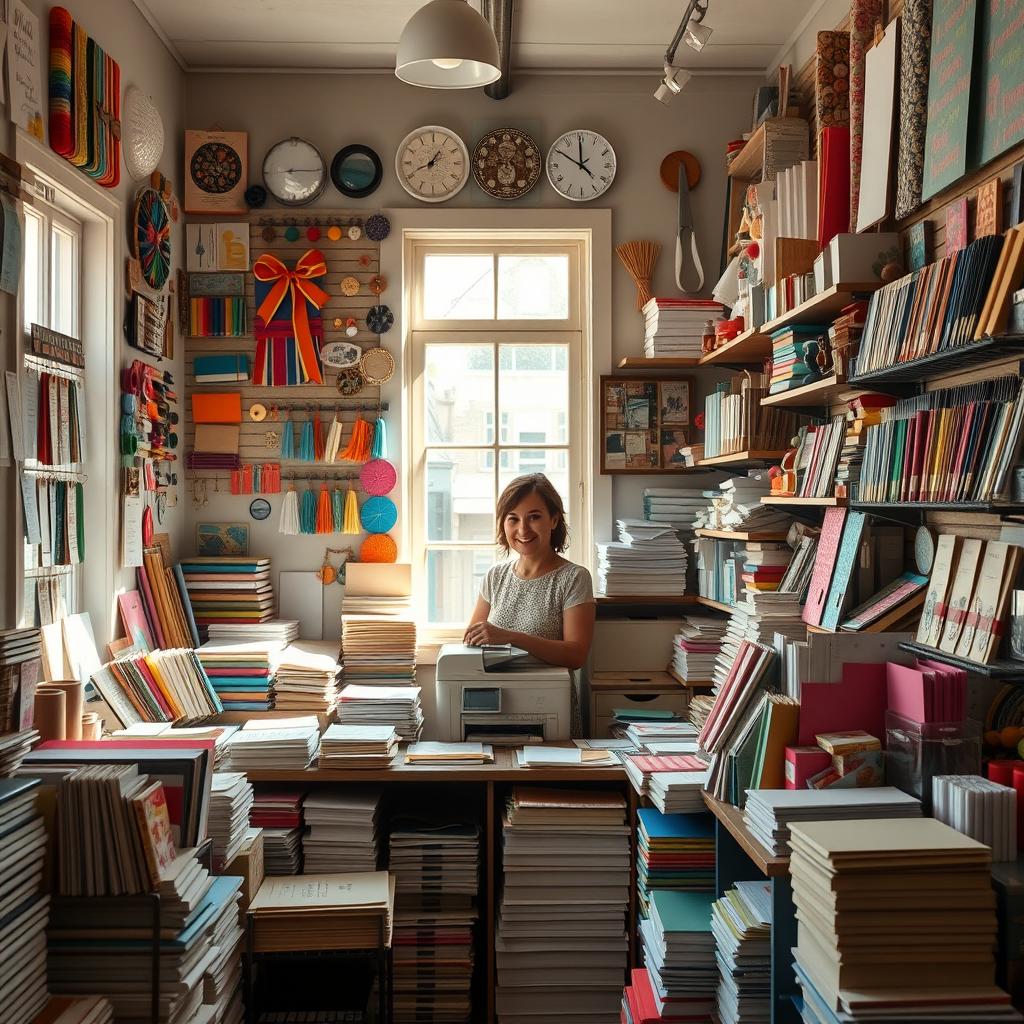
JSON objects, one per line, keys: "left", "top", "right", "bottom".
{"left": 600, "top": 375, "right": 695, "bottom": 474}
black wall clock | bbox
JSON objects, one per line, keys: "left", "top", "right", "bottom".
{"left": 331, "top": 145, "right": 383, "bottom": 199}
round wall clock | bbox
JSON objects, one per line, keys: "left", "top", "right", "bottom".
{"left": 331, "top": 145, "right": 382, "bottom": 198}
{"left": 395, "top": 126, "right": 469, "bottom": 204}
{"left": 190, "top": 139, "right": 243, "bottom": 196}
{"left": 473, "top": 128, "right": 541, "bottom": 200}
{"left": 546, "top": 130, "right": 616, "bottom": 202}
{"left": 122, "top": 86, "right": 164, "bottom": 181}
{"left": 262, "top": 137, "right": 327, "bottom": 206}
{"left": 131, "top": 187, "right": 171, "bottom": 289}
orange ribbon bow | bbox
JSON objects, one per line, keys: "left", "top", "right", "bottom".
{"left": 253, "top": 250, "right": 330, "bottom": 385}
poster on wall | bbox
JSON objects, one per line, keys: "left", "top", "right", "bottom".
{"left": 975, "top": 1, "right": 1024, "bottom": 167}
{"left": 184, "top": 130, "right": 248, "bottom": 214}
{"left": 5, "top": 0, "right": 43, "bottom": 141}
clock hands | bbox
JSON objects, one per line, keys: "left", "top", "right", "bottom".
{"left": 415, "top": 149, "right": 443, "bottom": 172}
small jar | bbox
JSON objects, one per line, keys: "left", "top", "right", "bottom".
{"left": 701, "top": 319, "right": 716, "bottom": 355}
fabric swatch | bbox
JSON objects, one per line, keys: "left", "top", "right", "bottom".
{"left": 894, "top": 0, "right": 933, "bottom": 219}
{"left": 816, "top": 31, "right": 851, "bottom": 132}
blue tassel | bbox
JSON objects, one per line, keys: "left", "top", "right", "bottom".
{"left": 280, "top": 415, "right": 294, "bottom": 460}
{"left": 371, "top": 417, "right": 387, "bottom": 459}
{"left": 299, "top": 419, "right": 315, "bottom": 462}
{"left": 299, "top": 487, "right": 317, "bottom": 534}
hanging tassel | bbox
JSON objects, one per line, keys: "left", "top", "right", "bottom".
{"left": 315, "top": 484, "right": 333, "bottom": 533}
{"left": 299, "top": 417, "right": 315, "bottom": 462}
{"left": 343, "top": 486, "right": 360, "bottom": 534}
{"left": 324, "top": 416, "right": 342, "bottom": 464}
{"left": 313, "top": 411, "right": 325, "bottom": 462}
{"left": 279, "top": 488, "right": 299, "bottom": 535}
{"left": 332, "top": 487, "right": 345, "bottom": 532}
{"left": 340, "top": 415, "right": 371, "bottom": 462}
{"left": 371, "top": 416, "right": 388, "bottom": 459}
{"left": 300, "top": 486, "right": 317, "bottom": 534}
{"left": 280, "top": 415, "right": 295, "bottom": 460}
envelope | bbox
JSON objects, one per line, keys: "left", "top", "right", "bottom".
{"left": 192, "top": 392, "right": 242, "bottom": 423}
{"left": 194, "top": 424, "right": 240, "bottom": 454}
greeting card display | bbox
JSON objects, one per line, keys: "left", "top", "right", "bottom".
{"left": 601, "top": 376, "right": 693, "bottom": 473}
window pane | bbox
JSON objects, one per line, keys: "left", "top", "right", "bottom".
{"left": 423, "top": 254, "right": 494, "bottom": 319}
{"left": 497, "top": 254, "right": 569, "bottom": 319}
{"left": 425, "top": 344, "right": 494, "bottom": 444}
{"left": 23, "top": 210, "right": 42, "bottom": 334}
{"left": 426, "top": 548, "right": 494, "bottom": 626}
{"left": 51, "top": 225, "right": 77, "bottom": 336}
{"left": 498, "top": 450, "right": 570, "bottom": 519}
{"left": 498, "top": 345, "right": 569, "bottom": 444}
{"left": 426, "top": 449, "right": 495, "bottom": 542}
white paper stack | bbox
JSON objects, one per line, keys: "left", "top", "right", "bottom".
{"left": 743, "top": 787, "right": 922, "bottom": 857}
{"left": 693, "top": 475, "right": 791, "bottom": 535}
{"left": 932, "top": 775, "right": 1017, "bottom": 863}
{"left": 495, "top": 788, "right": 630, "bottom": 1023}
{"left": 712, "top": 880, "right": 771, "bottom": 1024}
{"left": 273, "top": 641, "right": 342, "bottom": 713}
{"left": 597, "top": 519, "right": 688, "bottom": 597}
{"left": 672, "top": 617, "right": 727, "bottom": 685}
{"left": 713, "top": 592, "right": 808, "bottom": 690}
{"left": 641, "top": 297, "right": 724, "bottom": 357}
{"left": 648, "top": 769, "right": 712, "bottom": 814}
{"left": 303, "top": 790, "right": 382, "bottom": 873}
{"left": 622, "top": 721, "right": 699, "bottom": 748}
{"left": 205, "top": 619, "right": 299, "bottom": 645}
{"left": 337, "top": 684, "right": 424, "bottom": 742}
{"left": 224, "top": 717, "right": 320, "bottom": 771}
{"left": 319, "top": 724, "right": 398, "bottom": 768}
{"left": 209, "top": 771, "right": 255, "bottom": 870}
{"left": 262, "top": 828, "right": 303, "bottom": 875}
{"left": 341, "top": 564, "right": 417, "bottom": 690}
{"left": 112, "top": 722, "right": 240, "bottom": 766}
{"left": 643, "top": 487, "right": 708, "bottom": 529}
{"left": 389, "top": 815, "right": 481, "bottom": 1023}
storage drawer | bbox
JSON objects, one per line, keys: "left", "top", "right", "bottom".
{"left": 593, "top": 690, "right": 688, "bottom": 720}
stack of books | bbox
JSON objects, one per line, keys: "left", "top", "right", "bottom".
{"left": 623, "top": 752, "right": 709, "bottom": 808}
{"left": 250, "top": 787, "right": 307, "bottom": 875}
{"left": 206, "top": 620, "right": 299, "bottom": 645}
{"left": 672, "top": 617, "right": 726, "bottom": 685}
{"left": 828, "top": 300, "right": 868, "bottom": 375}
{"left": 642, "top": 486, "right": 707, "bottom": 529}
{"left": 495, "top": 788, "right": 630, "bottom": 1023}
{"left": 319, "top": 724, "right": 398, "bottom": 767}
{"left": 139, "top": 546, "right": 200, "bottom": 649}
{"left": 702, "top": 372, "right": 806, "bottom": 459}
{"left": 341, "top": 564, "right": 417, "bottom": 691}
{"left": 224, "top": 718, "right": 320, "bottom": 771}
{"left": 390, "top": 815, "right": 480, "bottom": 1023}
{"left": 737, "top": 541, "right": 793, "bottom": 594}
{"left": 337, "top": 684, "right": 424, "bottom": 742}
{"left": 197, "top": 640, "right": 277, "bottom": 712}
{"left": 111, "top": 721, "right": 238, "bottom": 767}
{"left": 713, "top": 592, "right": 808, "bottom": 690}
{"left": 179, "top": 556, "right": 275, "bottom": 638}
{"left": 89, "top": 648, "right": 223, "bottom": 727}
{"left": 790, "top": 415, "right": 845, "bottom": 497}
{"left": 0, "top": 627, "right": 41, "bottom": 771}
{"left": 834, "top": 394, "right": 896, "bottom": 500}
{"left": 768, "top": 325, "right": 827, "bottom": 394}
{"left": 596, "top": 519, "right": 688, "bottom": 597}
{"left": 776, "top": 533, "right": 818, "bottom": 598}
{"left": 629, "top": 891, "right": 717, "bottom": 1024}
{"left": 209, "top": 771, "right": 255, "bottom": 870}
{"left": 0, "top": 778, "right": 49, "bottom": 1023}
{"left": 0, "top": 727, "right": 39, "bottom": 776}
{"left": 742, "top": 787, "right": 922, "bottom": 857}
{"left": 789, "top": 817, "right": 1018, "bottom": 1022}
{"left": 641, "top": 297, "right": 723, "bottom": 357}
{"left": 932, "top": 775, "right": 1017, "bottom": 862}
{"left": 303, "top": 790, "right": 382, "bottom": 873}
{"left": 712, "top": 881, "right": 772, "bottom": 1024}
{"left": 274, "top": 642, "right": 342, "bottom": 713}
{"left": 636, "top": 809, "right": 715, "bottom": 917}
{"left": 202, "top": 884, "right": 247, "bottom": 1024}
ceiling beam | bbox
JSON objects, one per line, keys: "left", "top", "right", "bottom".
{"left": 481, "top": 0, "right": 514, "bottom": 100}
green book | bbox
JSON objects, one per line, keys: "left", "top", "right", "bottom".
{"left": 730, "top": 697, "right": 769, "bottom": 807}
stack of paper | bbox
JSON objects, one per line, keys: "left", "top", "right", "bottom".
{"left": 643, "top": 487, "right": 708, "bottom": 529}
{"left": 250, "top": 787, "right": 307, "bottom": 875}
{"left": 597, "top": 519, "right": 688, "bottom": 597}
{"left": 932, "top": 775, "right": 1016, "bottom": 863}
{"left": 303, "top": 790, "right": 382, "bottom": 873}
{"left": 341, "top": 563, "right": 417, "bottom": 688}
{"left": 179, "top": 557, "right": 275, "bottom": 638}
{"left": 0, "top": 727, "right": 39, "bottom": 775}
{"left": 688, "top": 694, "right": 716, "bottom": 732}
{"left": 672, "top": 617, "right": 727, "bottom": 685}
{"left": 202, "top": 882, "right": 247, "bottom": 1024}
{"left": 623, "top": 752, "right": 708, "bottom": 804}
{"left": 209, "top": 771, "right": 255, "bottom": 870}
{"left": 516, "top": 745, "right": 618, "bottom": 768}
{"left": 636, "top": 809, "right": 715, "bottom": 917}
{"left": 224, "top": 717, "right": 320, "bottom": 771}
{"left": 641, "top": 297, "right": 724, "bottom": 357}
{"left": 789, "top": 817, "right": 1020, "bottom": 1021}
{"left": 622, "top": 721, "right": 699, "bottom": 748}
{"left": 712, "top": 880, "right": 772, "bottom": 1024}
{"left": 389, "top": 816, "right": 480, "bottom": 1023}
{"left": 628, "top": 891, "right": 717, "bottom": 1024}
{"left": 743, "top": 787, "right": 922, "bottom": 857}
{"left": 337, "top": 684, "right": 424, "bottom": 742}
{"left": 319, "top": 724, "right": 398, "bottom": 768}
{"left": 206, "top": 619, "right": 299, "bottom": 645}
{"left": 250, "top": 872, "right": 395, "bottom": 953}
{"left": 197, "top": 640, "right": 277, "bottom": 712}
{"left": 112, "top": 722, "right": 239, "bottom": 767}
{"left": 274, "top": 641, "right": 342, "bottom": 713}
{"left": 693, "top": 476, "right": 789, "bottom": 534}
{"left": 713, "top": 593, "right": 807, "bottom": 690}
{"left": 27, "top": 998, "right": 114, "bottom": 1024}
{"left": 405, "top": 741, "right": 495, "bottom": 765}
{"left": 496, "top": 788, "right": 630, "bottom": 1023}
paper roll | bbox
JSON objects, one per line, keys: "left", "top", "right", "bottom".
{"left": 33, "top": 687, "right": 67, "bottom": 742}
{"left": 45, "top": 680, "right": 84, "bottom": 740}
{"left": 81, "top": 712, "right": 102, "bottom": 741}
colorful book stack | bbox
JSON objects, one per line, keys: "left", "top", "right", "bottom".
{"left": 712, "top": 881, "right": 772, "bottom": 1024}
{"left": 671, "top": 617, "right": 727, "bottom": 685}
{"left": 641, "top": 297, "right": 724, "bottom": 357}
{"left": 138, "top": 546, "right": 200, "bottom": 649}
{"left": 739, "top": 541, "right": 792, "bottom": 593}
{"left": 636, "top": 809, "right": 715, "bottom": 918}
{"left": 834, "top": 395, "right": 897, "bottom": 499}
{"left": 0, "top": 628, "right": 42, "bottom": 774}
{"left": 249, "top": 786, "right": 307, "bottom": 874}
{"left": 793, "top": 415, "right": 846, "bottom": 497}
{"left": 180, "top": 557, "right": 275, "bottom": 638}
{"left": 768, "top": 325, "right": 827, "bottom": 394}
{"left": 189, "top": 295, "right": 246, "bottom": 337}
{"left": 197, "top": 640, "right": 277, "bottom": 711}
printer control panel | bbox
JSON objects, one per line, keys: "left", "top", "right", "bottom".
{"left": 461, "top": 687, "right": 501, "bottom": 713}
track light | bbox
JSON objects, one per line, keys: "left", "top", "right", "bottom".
{"left": 685, "top": 20, "right": 713, "bottom": 51}
{"left": 654, "top": 0, "right": 712, "bottom": 103}
{"left": 654, "top": 65, "right": 693, "bottom": 104}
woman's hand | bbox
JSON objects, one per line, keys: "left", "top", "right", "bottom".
{"left": 463, "top": 621, "right": 512, "bottom": 647}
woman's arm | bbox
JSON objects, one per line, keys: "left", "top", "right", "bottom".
{"left": 464, "top": 602, "right": 596, "bottom": 670}
{"left": 462, "top": 596, "right": 491, "bottom": 644}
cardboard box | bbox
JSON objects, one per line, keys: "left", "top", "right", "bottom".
{"left": 590, "top": 617, "right": 683, "bottom": 672}
{"left": 224, "top": 826, "right": 264, "bottom": 915}
{"left": 816, "top": 730, "right": 881, "bottom": 756}
{"left": 827, "top": 232, "right": 900, "bottom": 283}
{"left": 785, "top": 745, "right": 831, "bottom": 789}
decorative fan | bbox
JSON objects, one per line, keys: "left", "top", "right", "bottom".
{"left": 364, "top": 213, "right": 391, "bottom": 241}
{"left": 359, "top": 495, "right": 398, "bottom": 533}
{"left": 132, "top": 187, "right": 171, "bottom": 289}
{"left": 360, "top": 458, "right": 397, "bottom": 497}
{"left": 122, "top": 86, "right": 165, "bottom": 181}
{"left": 366, "top": 304, "right": 394, "bottom": 334}
{"left": 361, "top": 532, "right": 397, "bottom": 563}
{"left": 360, "top": 346, "right": 395, "bottom": 385}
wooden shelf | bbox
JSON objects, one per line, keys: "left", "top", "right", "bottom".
{"left": 703, "top": 793, "right": 790, "bottom": 876}
{"left": 698, "top": 449, "right": 787, "bottom": 468}
{"left": 849, "top": 333, "right": 1024, "bottom": 388}
{"left": 897, "top": 641, "right": 1024, "bottom": 679}
{"left": 695, "top": 595, "right": 737, "bottom": 614}
{"left": 760, "top": 495, "right": 847, "bottom": 507}
{"left": 726, "top": 117, "right": 808, "bottom": 182}
{"left": 697, "top": 327, "right": 771, "bottom": 367}
{"left": 617, "top": 356, "right": 701, "bottom": 369}
{"left": 666, "top": 666, "right": 714, "bottom": 689}
{"left": 760, "top": 373, "right": 865, "bottom": 408}
{"left": 760, "top": 282, "right": 882, "bottom": 334}
{"left": 596, "top": 594, "right": 698, "bottom": 606}
{"left": 694, "top": 528, "right": 789, "bottom": 542}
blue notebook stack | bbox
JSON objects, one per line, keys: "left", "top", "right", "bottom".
{"left": 636, "top": 808, "right": 715, "bottom": 918}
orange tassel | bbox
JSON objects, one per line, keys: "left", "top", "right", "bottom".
{"left": 340, "top": 415, "right": 372, "bottom": 462}
{"left": 315, "top": 484, "right": 333, "bottom": 533}
{"left": 313, "top": 411, "right": 325, "bottom": 461}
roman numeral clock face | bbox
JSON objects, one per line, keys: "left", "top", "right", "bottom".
{"left": 396, "top": 126, "right": 470, "bottom": 203}
{"left": 546, "top": 130, "right": 616, "bottom": 202}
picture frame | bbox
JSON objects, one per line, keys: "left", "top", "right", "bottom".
{"left": 600, "top": 375, "right": 695, "bottom": 474}
{"left": 184, "top": 130, "right": 248, "bottom": 215}
{"left": 196, "top": 522, "right": 250, "bottom": 557}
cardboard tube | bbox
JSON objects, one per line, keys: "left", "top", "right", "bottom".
{"left": 81, "top": 712, "right": 102, "bottom": 741}
{"left": 46, "top": 680, "right": 84, "bottom": 740}
{"left": 33, "top": 688, "right": 66, "bottom": 742}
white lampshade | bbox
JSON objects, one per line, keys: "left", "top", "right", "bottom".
{"left": 396, "top": 0, "right": 501, "bottom": 89}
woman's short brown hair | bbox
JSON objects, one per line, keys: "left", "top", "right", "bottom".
{"left": 495, "top": 473, "right": 568, "bottom": 554}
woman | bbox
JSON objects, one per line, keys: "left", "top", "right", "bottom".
{"left": 463, "top": 473, "right": 595, "bottom": 672}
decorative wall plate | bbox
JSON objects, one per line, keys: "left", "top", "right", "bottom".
{"left": 322, "top": 341, "right": 362, "bottom": 369}
{"left": 360, "top": 458, "right": 397, "bottom": 496}
{"left": 132, "top": 187, "right": 171, "bottom": 289}
{"left": 366, "top": 305, "right": 394, "bottom": 335}
{"left": 360, "top": 496, "right": 398, "bottom": 533}
{"left": 360, "top": 346, "right": 395, "bottom": 385}
{"left": 361, "top": 533, "right": 397, "bottom": 563}
{"left": 473, "top": 128, "right": 541, "bottom": 200}
{"left": 185, "top": 130, "right": 247, "bottom": 213}
{"left": 365, "top": 213, "right": 391, "bottom": 241}
{"left": 123, "top": 86, "right": 165, "bottom": 181}
{"left": 336, "top": 367, "right": 364, "bottom": 396}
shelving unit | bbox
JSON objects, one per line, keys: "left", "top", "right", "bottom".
{"left": 897, "top": 641, "right": 1024, "bottom": 679}
{"left": 698, "top": 327, "right": 771, "bottom": 367}
{"left": 760, "top": 283, "right": 881, "bottom": 335}
{"left": 694, "top": 528, "right": 788, "bottom": 542}
{"left": 595, "top": 594, "right": 698, "bottom": 606}
{"left": 760, "top": 373, "right": 862, "bottom": 408}
{"left": 849, "top": 333, "right": 1024, "bottom": 387}
{"left": 616, "top": 356, "right": 700, "bottom": 369}
{"left": 726, "top": 116, "right": 809, "bottom": 183}
{"left": 760, "top": 495, "right": 846, "bottom": 507}
{"left": 698, "top": 450, "right": 787, "bottom": 468}
{"left": 851, "top": 501, "right": 1024, "bottom": 516}
{"left": 696, "top": 595, "right": 738, "bottom": 614}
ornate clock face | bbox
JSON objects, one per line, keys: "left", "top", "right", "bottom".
{"left": 473, "top": 128, "right": 541, "bottom": 200}
{"left": 190, "top": 141, "right": 242, "bottom": 195}
{"left": 546, "top": 130, "right": 617, "bottom": 202}
{"left": 262, "top": 137, "right": 327, "bottom": 206}
{"left": 396, "top": 126, "right": 469, "bottom": 203}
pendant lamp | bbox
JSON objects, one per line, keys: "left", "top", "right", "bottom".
{"left": 396, "top": 0, "right": 501, "bottom": 89}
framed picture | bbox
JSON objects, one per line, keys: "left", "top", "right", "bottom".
{"left": 600, "top": 376, "right": 695, "bottom": 474}
{"left": 185, "top": 130, "right": 248, "bottom": 214}
{"left": 196, "top": 522, "right": 250, "bottom": 557}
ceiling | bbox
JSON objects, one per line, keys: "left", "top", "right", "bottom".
{"left": 132, "top": 0, "right": 827, "bottom": 74}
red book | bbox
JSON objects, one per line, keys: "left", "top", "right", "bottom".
{"left": 803, "top": 508, "right": 848, "bottom": 626}
{"left": 627, "top": 754, "right": 708, "bottom": 774}
{"left": 818, "top": 126, "right": 851, "bottom": 247}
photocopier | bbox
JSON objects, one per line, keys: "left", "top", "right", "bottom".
{"left": 434, "top": 644, "right": 571, "bottom": 743}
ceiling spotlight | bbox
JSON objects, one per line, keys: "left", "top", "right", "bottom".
{"left": 654, "top": 65, "right": 693, "bottom": 104}
{"left": 654, "top": 0, "right": 712, "bottom": 103}
{"left": 396, "top": 0, "right": 501, "bottom": 90}
{"left": 684, "top": 20, "right": 713, "bottom": 51}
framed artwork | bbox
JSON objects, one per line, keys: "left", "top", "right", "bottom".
{"left": 907, "top": 220, "right": 932, "bottom": 272}
{"left": 601, "top": 376, "right": 694, "bottom": 474}
{"left": 196, "top": 522, "right": 250, "bottom": 557}
{"left": 946, "top": 197, "right": 969, "bottom": 256}
{"left": 185, "top": 130, "right": 248, "bottom": 214}
{"left": 976, "top": 177, "right": 1002, "bottom": 238}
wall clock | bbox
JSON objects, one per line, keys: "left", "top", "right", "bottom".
{"left": 473, "top": 128, "right": 541, "bottom": 200}
{"left": 331, "top": 145, "right": 383, "bottom": 199}
{"left": 546, "top": 130, "right": 616, "bottom": 202}
{"left": 262, "top": 137, "right": 327, "bottom": 206}
{"left": 395, "top": 125, "right": 469, "bottom": 203}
